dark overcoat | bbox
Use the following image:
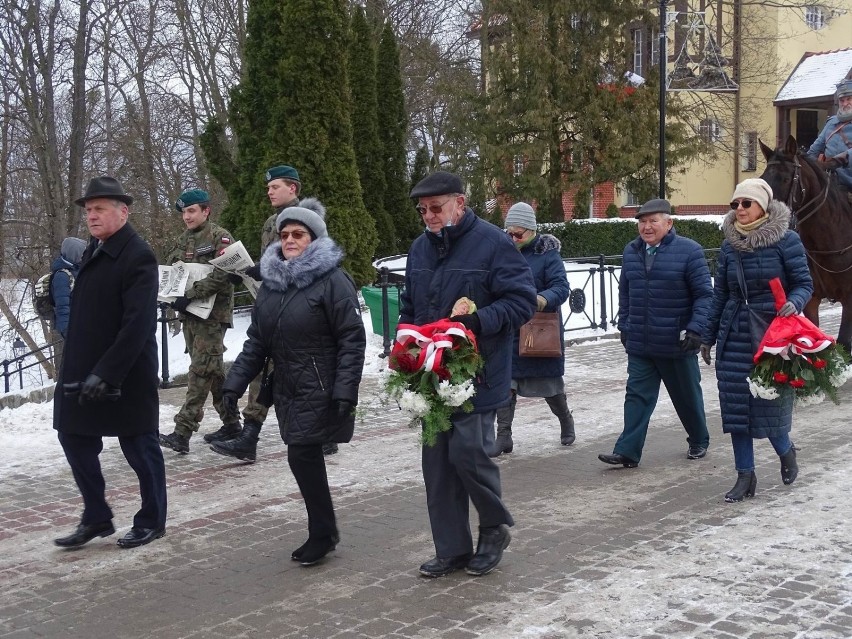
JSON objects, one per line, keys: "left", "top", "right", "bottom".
{"left": 54, "top": 223, "right": 160, "bottom": 437}
{"left": 399, "top": 209, "right": 537, "bottom": 412}
{"left": 701, "top": 201, "right": 814, "bottom": 437}
{"left": 223, "top": 238, "right": 365, "bottom": 445}
{"left": 511, "top": 234, "right": 571, "bottom": 379}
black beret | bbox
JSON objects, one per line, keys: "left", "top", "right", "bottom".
{"left": 409, "top": 171, "right": 464, "bottom": 198}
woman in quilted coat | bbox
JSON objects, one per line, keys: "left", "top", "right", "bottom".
{"left": 701, "top": 179, "right": 813, "bottom": 502}
{"left": 220, "top": 198, "right": 366, "bottom": 566}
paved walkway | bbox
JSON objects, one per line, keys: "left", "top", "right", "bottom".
{"left": 1, "top": 313, "right": 851, "bottom": 639}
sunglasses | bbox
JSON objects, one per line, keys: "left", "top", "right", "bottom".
{"left": 730, "top": 199, "right": 755, "bottom": 210}
{"left": 279, "top": 230, "right": 309, "bottom": 240}
{"left": 506, "top": 230, "right": 528, "bottom": 240}
{"left": 415, "top": 196, "right": 454, "bottom": 216}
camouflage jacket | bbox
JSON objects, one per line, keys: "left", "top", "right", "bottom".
{"left": 166, "top": 220, "right": 236, "bottom": 326}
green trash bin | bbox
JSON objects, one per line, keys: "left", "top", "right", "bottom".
{"left": 361, "top": 286, "right": 400, "bottom": 337}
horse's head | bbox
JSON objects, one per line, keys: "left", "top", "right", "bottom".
{"left": 759, "top": 135, "right": 800, "bottom": 206}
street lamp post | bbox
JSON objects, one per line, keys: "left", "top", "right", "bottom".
{"left": 12, "top": 337, "right": 26, "bottom": 390}
{"left": 659, "top": 0, "right": 668, "bottom": 199}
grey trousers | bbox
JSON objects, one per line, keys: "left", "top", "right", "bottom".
{"left": 422, "top": 411, "right": 514, "bottom": 558}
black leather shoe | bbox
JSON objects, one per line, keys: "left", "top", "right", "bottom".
{"left": 418, "top": 553, "right": 473, "bottom": 578}
{"left": 202, "top": 422, "right": 242, "bottom": 443}
{"left": 292, "top": 533, "right": 340, "bottom": 561}
{"left": 687, "top": 446, "right": 708, "bottom": 460}
{"left": 54, "top": 521, "right": 115, "bottom": 548}
{"left": 117, "top": 527, "right": 165, "bottom": 548}
{"left": 465, "top": 525, "right": 511, "bottom": 576}
{"left": 297, "top": 536, "right": 338, "bottom": 566}
{"left": 598, "top": 452, "right": 639, "bottom": 468}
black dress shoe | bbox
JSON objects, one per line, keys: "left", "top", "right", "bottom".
{"left": 117, "top": 527, "right": 165, "bottom": 548}
{"left": 297, "top": 536, "right": 338, "bottom": 566}
{"left": 687, "top": 446, "right": 708, "bottom": 460}
{"left": 292, "top": 533, "right": 340, "bottom": 561}
{"left": 465, "top": 525, "right": 511, "bottom": 576}
{"left": 418, "top": 553, "right": 473, "bottom": 578}
{"left": 54, "top": 521, "right": 115, "bottom": 548}
{"left": 598, "top": 452, "right": 639, "bottom": 468}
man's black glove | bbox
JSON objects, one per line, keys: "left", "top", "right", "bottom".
{"left": 450, "top": 313, "right": 481, "bottom": 336}
{"left": 680, "top": 330, "right": 702, "bottom": 352}
{"left": 700, "top": 344, "right": 712, "bottom": 366}
{"left": 79, "top": 374, "right": 119, "bottom": 405}
{"left": 226, "top": 272, "right": 243, "bottom": 285}
{"left": 222, "top": 391, "right": 239, "bottom": 416}
{"left": 332, "top": 399, "right": 355, "bottom": 421}
{"left": 171, "top": 296, "right": 191, "bottom": 313}
{"left": 620, "top": 332, "right": 627, "bottom": 348}
{"left": 244, "top": 264, "right": 262, "bottom": 282}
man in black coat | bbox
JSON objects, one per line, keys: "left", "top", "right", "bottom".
{"left": 53, "top": 176, "right": 167, "bottom": 550}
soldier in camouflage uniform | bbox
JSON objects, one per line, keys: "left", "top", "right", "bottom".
{"left": 211, "top": 165, "right": 339, "bottom": 460}
{"left": 158, "top": 189, "right": 241, "bottom": 454}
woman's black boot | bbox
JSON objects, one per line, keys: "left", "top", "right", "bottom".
{"left": 780, "top": 445, "right": 798, "bottom": 485}
{"left": 210, "top": 421, "right": 261, "bottom": 462}
{"left": 725, "top": 471, "right": 757, "bottom": 503}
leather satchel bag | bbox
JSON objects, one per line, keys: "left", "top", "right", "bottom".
{"left": 519, "top": 312, "right": 562, "bottom": 358}
{"left": 256, "top": 359, "right": 274, "bottom": 408}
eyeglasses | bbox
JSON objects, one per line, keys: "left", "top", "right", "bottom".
{"left": 279, "top": 230, "right": 309, "bottom": 240}
{"left": 730, "top": 199, "right": 754, "bottom": 210}
{"left": 506, "top": 229, "right": 528, "bottom": 240}
{"left": 415, "top": 196, "right": 455, "bottom": 216}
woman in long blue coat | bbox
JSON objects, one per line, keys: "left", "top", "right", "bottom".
{"left": 490, "top": 203, "right": 573, "bottom": 457}
{"left": 701, "top": 178, "right": 813, "bottom": 502}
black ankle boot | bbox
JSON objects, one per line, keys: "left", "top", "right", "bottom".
{"left": 203, "top": 421, "right": 242, "bottom": 443}
{"left": 297, "top": 536, "right": 338, "bottom": 566}
{"left": 545, "top": 393, "right": 575, "bottom": 446}
{"left": 780, "top": 445, "right": 798, "bottom": 485}
{"left": 725, "top": 471, "right": 757, "bottom": 502}
{"left": 210, "top": 421, "right": 261, "bottom": 462}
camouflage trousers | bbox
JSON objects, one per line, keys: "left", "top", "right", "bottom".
{"left": 174, "top": 319, "right": 240, "bottom": 437}
{"left": 242, "top": 361, "right": 273, "bottom": 425}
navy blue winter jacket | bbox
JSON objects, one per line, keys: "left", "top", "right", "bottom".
{"left": 701, "top": 201, "right": 813, "bottom": 437}
{"left": 618, "top": 228, "right": 713, "bottom": 358}
{"left": 512, "top": 234, "right": 570, "bottom": 379}
{"left": 49, "top": 256, "right": 80, "bottom": 338}
{"left": 399, "top": 209, "right": 537, "bottom": 412}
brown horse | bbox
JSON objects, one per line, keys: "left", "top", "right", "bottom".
{"left": 759, "top": 135, "right": 852, "bottom": 353}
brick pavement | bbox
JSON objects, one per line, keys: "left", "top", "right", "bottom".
{"left": 1, "top": 313, "right": 851, "bottom": 639}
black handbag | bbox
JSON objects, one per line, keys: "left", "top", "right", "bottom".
{"left": 734, "top": 253, "right": 773, "bottom": 356}
{"left": 256, "top": 360, "right": 274, "bottom": 408}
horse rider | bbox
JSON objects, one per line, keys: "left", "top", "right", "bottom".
{"left": 807, "top": 78, "right": 852, "bottom": 204}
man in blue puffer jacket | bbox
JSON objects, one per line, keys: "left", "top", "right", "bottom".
{"left": 599, "top": 198, "right": 713, "bottom": 468}
{"left": 400, "top": 171, "right": 536, "bottom": 579}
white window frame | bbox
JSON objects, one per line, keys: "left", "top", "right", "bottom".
{"left": 631, "top": 28, "right": 643, "bottom": 78}
{"left": 513, "top": 154, "right": 525, "bottom": 177}
{"left": 805, "top": 6, "right": 826, "bottom": 30}
{"left": 699, "top": 118, "right": 722, "bottom": 143}
{"left": 741, "top": 131, "right": 758, "bottom": 172}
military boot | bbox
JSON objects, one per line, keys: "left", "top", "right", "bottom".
{"left": 545, "top": 393, "right": 575, "bottom": 446}
{"left": 210, "top": 421, "right": 261, "bottom": 462}
{"left": 203, "top": 422, "right": 242, "bottom": 444}
{"left": 322, "top": 442, "right": 339, "bottom": 455}
{"left": 489, "top": 394, "right": 516, "bottom": 458}
{"left": 158, "top": 431, "right": 190, "bottom": 454}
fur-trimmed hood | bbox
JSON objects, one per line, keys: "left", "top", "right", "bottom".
{"left": 259, "top": 236, "right": 344, "bottom": 291}
{"left": 722, "top": 200, "right": 791, "bottom": 252}
{"left": 531, "top": 233, "right": 561, "bottom": 254}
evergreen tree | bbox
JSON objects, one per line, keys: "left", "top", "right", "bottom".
{"left": 376, "top": 23, "right": 419, "bottom": 253}
{"left": 349, "top": 7, "right": 396, "bottom": 257}
{"left": 475, "top": 1, "right": 696, "bottom": 221}
{"left": 202, "top": 0, "right": 377, "bottom": 284}
{"left": 409, "top": 145, "right": 431, "bottom": 193}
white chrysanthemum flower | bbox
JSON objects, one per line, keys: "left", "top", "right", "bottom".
{"left": 398, "top": 389, "right": 429, "bottom": 416}
{"left": 747, "top": 376, "right": 780, "bottom": 400}
{"left": 436, "top": 379, "right": 476, "bottom": 407}
{"left": 795, "top": 390, "right": 825, "bottom": 407}
{"left": 829, "top": 365, "right": 852, "bottom": 388}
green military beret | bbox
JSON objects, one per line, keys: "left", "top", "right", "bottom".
{"left": 265, "top": 165, "right": 300, "bottom": 183}
{"left": 175, "top": 189, "right": 210, "bottom": 212}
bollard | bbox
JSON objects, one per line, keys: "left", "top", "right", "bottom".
{"left": 379, "top": 267, "right": 392, "bottom": 357}
{"left": 158, "top": 302, "right": 171, "bottom": 388}
{"left": 598, "top": 254, "right": 608, "bottom": 331}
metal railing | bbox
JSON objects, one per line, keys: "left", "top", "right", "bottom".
{"left": 1, "top": 342, "right": 56, "bottom": 393}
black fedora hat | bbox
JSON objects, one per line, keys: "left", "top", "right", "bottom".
{"left": 74, "top": 176, "right": 134, "bottom": 206}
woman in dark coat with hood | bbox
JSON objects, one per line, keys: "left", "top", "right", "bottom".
{"left": 701, "top": 178, "right": 813, "bottom": 503}
{"left": 221, "top": 198, "right": 366, "bottom": 566}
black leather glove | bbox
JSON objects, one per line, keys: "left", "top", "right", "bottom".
{"left": 680, "top": 331, "right": 702, "bottom": 352}
{"left": 450, "top": 313, "right": 481, "bottom": 335}
{"left": 333, "top": 399, "right": 355, "bottom": 421}
{"left": 222, "top": 391, "right": 239, "bottom": 416}
{"left": 244, "top": 264, "right": 262, "bottom": 282}
{"left": 78, "top": 374, "right": 110, "bottom": 404}
{"left": 226, "top": 272, "right": 243, "bottom": 285}
{"left": 171, "top": 296, "right": 191, "bottom": 313}
{"left": 620, "top": 332, "right": 627, "bottom": 348}
{"left": 700, "top": 344, "right": 712, "bottom": 365}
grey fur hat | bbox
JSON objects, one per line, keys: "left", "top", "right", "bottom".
{"left": 275, "top": 197, "right": 328, "bottom": 240}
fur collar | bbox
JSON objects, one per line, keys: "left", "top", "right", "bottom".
{"left": 260, "top": 237, "right": 344, "bottom": 291}
{"left": 722, "top": 200, "right": 791, "bottom": 251}
{"left": 532, "top": 233, "right": 561, "bottom": 255}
